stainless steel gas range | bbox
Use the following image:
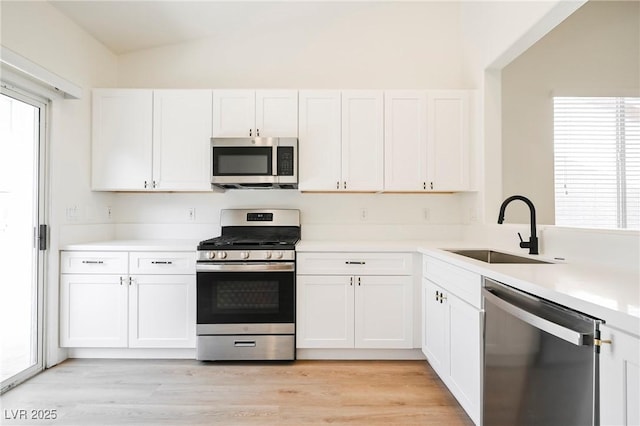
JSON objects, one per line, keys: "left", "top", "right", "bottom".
{"left": 195, "top": 209, "right": 300, "bottom": 361}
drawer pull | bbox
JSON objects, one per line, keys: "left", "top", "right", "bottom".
{"left": 345, "top": 261, "right": 366, "bottom": 265}
{"left": 234, "top": 340, "right": 256, "bottom": 348}
{"left": 82, "top": 260, "right": 104, "bottom": 264}
{"left": 151, "top": 261, "right": 173, "bottom": 265}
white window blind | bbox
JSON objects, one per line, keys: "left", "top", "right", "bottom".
{"left": 554, "top": 97, "right": 640, "bottom": 230}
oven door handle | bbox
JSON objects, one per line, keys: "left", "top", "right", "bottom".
{"left": 196, "top": 262, "right": 295, "bottom": 272}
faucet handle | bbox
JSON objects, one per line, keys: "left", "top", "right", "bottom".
{"left": 518, "top": 232, "right": 531, "bottom": 249}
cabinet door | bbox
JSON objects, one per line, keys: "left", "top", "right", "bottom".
{"left": 341, "top": 91, "right": 384, "bottom": 191}
{"left": 60, "top": 274, "right": 128, "bottom": 347}
{"left": 212, "top": 90, "right": 255, "bottom": 137}
{"left": 298, "top": 90, "right": 342, "bottom": 191}
{"left": 255, "top": 90, "right": 298, "bottom": 137}
{"left": 423, "top": 279, "right": 448, "bottom": 377}
{"left": 92, "top": 89, "right": 153, "bottom": 190}
{"left": 427, "top": 91, "right": 470, "bottom": 191}
{"left": 448, "top": 293, "right": 482, "bottom": 425}
{"left": 152, "top": 90, "right": 213, "bottom": 191}
{"left": 600, "top": 324, "right": 640, "bottom": 426}
{"left": 384, "top": 91, "right": 428, "bottom": 191}
{"left": 128, "top": 275, "right": 196, "bottom": 348}
{"left": 296, "top": 275, "right": 354, "bottom": 348}
{"left": 355, "top": 275, "right": 413, "bottom": 349}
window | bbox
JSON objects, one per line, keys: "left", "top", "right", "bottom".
{"left": 554, "top": 97, "right": 640, "bottom": 230}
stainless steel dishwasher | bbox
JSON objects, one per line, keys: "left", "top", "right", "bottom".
{"left": 483, "top": 278, "right": 603, "bottom": 426}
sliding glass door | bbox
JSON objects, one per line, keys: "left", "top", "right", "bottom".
{"left": 0, "top": 89, "right": 46, "bottom": 393}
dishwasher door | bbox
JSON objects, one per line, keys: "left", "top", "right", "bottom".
{"left": 482, "top": 278, "right": 601, "bottom": 426}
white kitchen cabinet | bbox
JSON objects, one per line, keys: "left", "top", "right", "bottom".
{"left": 92, "top": 89, "right": 153, "bottom": 191}
{"left": 384, "top": 90, "right": 473, "bottom": 192}
{"left": 298, "top": 90, "right": 383, "bottom": 192}
{"left": 384, "top": 91, "right": 428, "bottom": 191}
{"left": 422, "top": 255, "right": 482, "bottom": 425}
{"left": 341, "top": 91, "right": 384, "bottom": 191}
{"left": 92, "top": 89, "right": 213, "bottom": 191}
{"left": 152, "top": 90, "right": 213, "bottom": 191}
{"left": 600, "top": 324, "right": 640, "bottom": 426}
{"left": 298, "top": 90, "right": 342, "bottom": 191}
{"left": 60, "top": 251, "right": 196, "bottom": 349}
{"left": 212, "top": 89, "right": 298, "bottom": 137}
{"left": 60, "top": 274, "right": 129, "bottom": 347}
{"left": 296, "top": 252, "right": 413, "bottom": 350}
{"left": 128, "top": 274, "right": 196, "bottom": 348}
{"left": 427, "top": 90, "right": 472, "bottom": 191}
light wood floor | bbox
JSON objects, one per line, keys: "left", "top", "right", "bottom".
{"left": 1, "top": 359, "right": 474, "bottom": 425}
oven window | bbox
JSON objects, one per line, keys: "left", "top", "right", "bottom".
{"left": 213, "top": 147, "right": 272, "bottom": 176}
{"left": 217, "top": 280, "right": 279, "bottom": 313}
{"left": 197, "top": 271, "right": 294, "bottom": 324}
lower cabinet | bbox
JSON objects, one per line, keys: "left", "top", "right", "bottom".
{"left": 297, "top": 274, "right": 413, "bottom": 349}
{"left": 296, "top": 252, "right": 414, "bottom": 350}
{"left": 600, "top": 324, "right": 640, "bottom": 426}
{"left": 422, "top": 255, "right": 482, "bottom": 425}
{"left": 59, "top": 250, "right": 196, "bottom": 349}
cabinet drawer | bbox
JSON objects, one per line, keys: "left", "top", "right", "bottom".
{"left": 297, "top": 252, "right": 412, "bottom": 275}
{"left": 128, "top": 252, "right": 196, "bottom": 275}
{"left": 60, "top": 251, "right": 128, "bottom": 274}
{"left": 423, "top": 256, "right": 481, "bottom": 308}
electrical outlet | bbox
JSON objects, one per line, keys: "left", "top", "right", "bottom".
{"left": 66, "top": 205, "right": 79, "bottom": 222}
{"left": 188, "top": 208, "right": 196, "bottom": 222}
{"left": 359, "top": 208, "right": 368, "bottom": 221}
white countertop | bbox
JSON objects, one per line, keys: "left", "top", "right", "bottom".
{"left": 297, "top": 239, "right": 640, "bottom": 336}
{"left": 61, "top": 239, "right": 200, "bottom": 252}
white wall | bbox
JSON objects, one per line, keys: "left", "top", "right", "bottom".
{"left": 1, "top": 1, "right": 119, "bottom": 366}
{"left": 502, "top": 0, "right": 640, "bottom": 224}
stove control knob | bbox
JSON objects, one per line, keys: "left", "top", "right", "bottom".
{"left": 274, "top": 251, "right": 283, "bottom": 259}
{"left": 264, "top": 251, "right": 272, "bottom": 259}
{"left": 208, "top": 252, "right": 216, "bottom": 260}
{"left": 217, "top": 251, "right": 227, "bottom": 259}
{"left": 240, "top": 252, "right": 250, "bottom": 259}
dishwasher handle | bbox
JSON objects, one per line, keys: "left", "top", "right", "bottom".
{"left": 483, "top": 287, "right": 594, "bottom": 347}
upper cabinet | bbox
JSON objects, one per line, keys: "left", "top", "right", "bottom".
{"left": 298, "top": 90, "right": 383, "bottom": 192}
{"left": 212, "top": 90, "right": 298, "bottom": 138}
{"left": 298, "top": 90, "right": 342, "bottom": 191}
{"left": 384, "top": 90, "right": 473, "bottom": 192}
{"left": 92, "top": 89, "right": 153, "bottom": 191}
{"left": 92, "top": 89, "right": 213, "bottom": 191}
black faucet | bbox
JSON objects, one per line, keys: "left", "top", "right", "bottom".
{"left": 497, "top": 195, "right": 539, "bottom": 255}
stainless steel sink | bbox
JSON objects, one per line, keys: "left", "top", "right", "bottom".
{"left": 446, "top": 249, "right": 552, "bottom": 264}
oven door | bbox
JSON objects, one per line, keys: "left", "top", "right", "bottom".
{"left": 196, "top": 262, "right": 295, "bottom": 333}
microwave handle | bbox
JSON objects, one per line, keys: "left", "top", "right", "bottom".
{"left": 272, "top": 139, "right": 278, "bottom": 176}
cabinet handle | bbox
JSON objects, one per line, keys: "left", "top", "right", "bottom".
{"left": 128, "top": 276, "right": 133, "bottom": 286}
{"left": 336, "top": 181, "right": 340, "bottom": 190}
{"left": 249, "top": 129, "right": 252, "bottom": 137}
{"left": 430, "top": 182, "right": 434, "bottom": 190}
{"left": 256, "top": 128, "right": 260, "bottom": 137}
{"left": 423, "top": 182, "right": 427, "bottom": 190}
{"left": 151, "top": 261, "right": 173, "bottom": 265}
{"left": 350, "top": 277, "right": 353, "bottom": 286}
{"left": 594, "top": 338, "right": 613, "bottom": 347}
{"left": 358, "top": 277, "right": 361, "bottom": 286}
{"left": 343, "top": 181, "right": 347, "bottom": 190}
{"left": 82, "top": 260, "right": 104, "bottom": 264}
{"left": 345, "top": 261, "right": 365, "bottom": 265}
{"left": 152, "top": 181, "right": 157, "bottom": 189}
{"left": 120, "top": 276, "right": 124, "bottom": 286}
{"left": 144, "top": 180, "right": 148, "bottom": 189}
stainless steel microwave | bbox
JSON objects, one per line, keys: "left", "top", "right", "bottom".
{"left": 210, "top": 137, "right": 298, "bottom": 189}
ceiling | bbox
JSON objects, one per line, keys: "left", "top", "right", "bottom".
{"left": 48, "top": 1, "right": 377, "bottom": 55}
